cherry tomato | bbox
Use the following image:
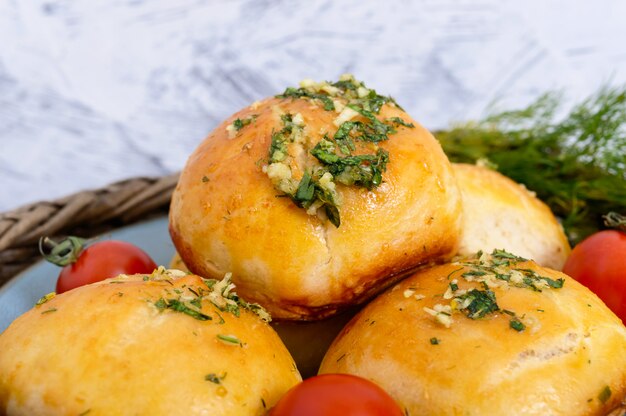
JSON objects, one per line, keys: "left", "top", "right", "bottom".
{"left": 563, "top": 229, "right": 626, "bottom": 322}
{"left": 270, "top": 374, "right": 404, "bottom": 416}
{"left": 41, "top": 237, "right": 158, "bottom": 293}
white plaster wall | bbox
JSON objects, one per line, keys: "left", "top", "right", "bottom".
{"left": 1, "top": 0, "right": 625, "bottom": 211}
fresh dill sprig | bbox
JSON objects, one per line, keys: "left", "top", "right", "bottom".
{"left": 437, "top": 86, "right": 626, "bottom": 245}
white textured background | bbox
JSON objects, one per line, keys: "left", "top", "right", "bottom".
{"left": 2, "top": 0, "right": 626, "bottom": 211}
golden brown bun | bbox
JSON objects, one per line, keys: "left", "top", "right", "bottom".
{"left": 320, "top": 254, "right": 626, "bottom": 415}
{"left": 170, "top": 252, "right": 190, "bottom": 272}
{"left": 169, "top": 95, "right": 462, "bottom": 320}
{"left": 169, "top": 250, "right": 359, "bottom": 377}
{"left": 454, "top": 163, "right": 570, "bottom": 269}
{"left": 0, "top": 270, "right": 300, "bottom": 415}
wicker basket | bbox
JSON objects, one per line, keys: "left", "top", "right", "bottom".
{"left": 0, "top": 173, "right": 180, "bottom": 286}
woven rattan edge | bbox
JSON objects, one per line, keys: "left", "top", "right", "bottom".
{"left": 0, "top": 173, "right": 180, "bottom": 286}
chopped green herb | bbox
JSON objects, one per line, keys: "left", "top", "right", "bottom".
{"left": 217, "top": 334, "right": 242, "bottom": 346}
{"left": 430, "top": 337, "right": 440, "bottom": 345}
{"left": 543, "top": 277, "right": 565, "bottom": 289}
{"left": 215, "top": 311, "right": 225, "bottom": 325}
{"left": 202, "top": 175, "right": 209, "bottom": 183}
{"left": 231, "top": 114, "right": 258, "bottom": 133}
{"left": 154, "top": 298, "right": 167, "bottom": 310}
{"left": 293, "top": 172, "right": 316, "bottom": 205}
{"left": 446, "top": 267, "right": 464, "bottom": 280}
{"left": 492, "top": 249, "right": 526, "bottom": 261}
{"left": 289, "top": 171, "right": 341, "bottom": 227}
{"left": 456, "top": 289, "right": 499, "bottom": 319}
{"left": 189, "top": 298, "right": 202, "bottom": 309}
{"left": 35, "top": 292, "right": 56, "bottom": 306}
{"left": 449, "top": 282, "right": 459, "bottom": 292}
{"left": 331, "top": 148, "right": 390, "bottom": 190}
{"left": 277, "top": 87, "right": 335, "bottom": 111}
{"left": 598, "top": 385, "right": 612, "bottom": 404}
{"left": 204, "top": 273, "right": 271, "bottom": 322}
{"left": 333, "top": 123, "right": 356, "bottom": 154}
{"left": 509, "top": 318, "right": 525, "bottom": 332}
{"left": 462, "top": 270, "right": 487, "bottom": 278}
{"left": 153, "top": 298, "right": 212, "bottom": 321}
{"left": 269, "top": 131, "right": 288, "bottom": 163}
{"left": 311, "top": 139, "right": 341, "bottom": 164}
{"left": 387, "top": 117, "right": 415, "bottom": 128}
{"left": 205, "top": 372, "right": 227, "bottom": 384}
{"left": 346, "top": 105, "right": 396, "bottom": 142}
{"left": 41, "top": 308, "right": 57, "bottom": 314}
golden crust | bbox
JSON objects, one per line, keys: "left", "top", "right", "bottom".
{"left": 169, "top": 251, "right": 360, "bottom": 377}
{"left": 0, "top": 271, "right": 300, "bottom": 415}
{"left": 454, "top": 163, "right": 570, "bottom": 269}
{"left": 169, "top": 96, "right": 462, "bottom": 320}
{"left": 320, "top": 259, "right": 626, "bottom": 415}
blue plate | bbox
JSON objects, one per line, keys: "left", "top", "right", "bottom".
{"left": 0, "top": 217, "right": 174, "bottom": 333}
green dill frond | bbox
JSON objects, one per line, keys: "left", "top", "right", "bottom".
{"left": 437, "top": 86, "right": 626, "bottom": 245}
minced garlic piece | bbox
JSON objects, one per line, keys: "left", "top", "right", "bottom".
{"left": 225, "top": 123, "right": 237, "bottom": 139}
{"left": 356, "top": 86, "right": 369, "bottom": 98}
{"left": 510, "top": 270, "right": 525, "bottom": 285}
{"left": 424, "top": 305, "right": 454, "bottom": 328}
{"left": 333, "top": 106, "right": 359, "bottom": 127}
{"left": 320, "top": 84, "right": 339, "bottom": 96}
{"left": 332, "top": 99, "right": 346, "bottom": 113}
{"left": 292, "top": 112, "right": 304, "bottom": 127}
{"left": 299, "top": 78, "right": 316, "bottom": 89}
{"left": 403, "top": 289, "right": 416, "bottom": 298}
{"left": 318, "top": 172, "right": 336, "bottom": 193}
{"left": 306, "top": 199, "right": 324, "bottom": 216}
{"left": 266, "top": 163, "right": 292, "bottom": 181}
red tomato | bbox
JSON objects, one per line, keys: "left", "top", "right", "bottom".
{"left": 55, "top": 240, "right": 157, "bottom": 293}
{"left": 562, "top": 230, "right": 626, "bottom": 322}
{"left": 270, "top": 374, "right": 404, "bottom": 416}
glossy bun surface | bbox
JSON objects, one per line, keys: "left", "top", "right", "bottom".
{"left": 0, "top": 270, "right": 300, "bottom": 415}
{"left": 320, "top": 253, "right": 626, "bottom": 415}
{"left": 454, "top": 163, "right": 570, "bottom": 269}
{"left": 170, "top": 79, "right": 462, "bottom": 320}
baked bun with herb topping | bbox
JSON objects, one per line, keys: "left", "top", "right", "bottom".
{"left": 0, "top": 269, "right": 300, "bottom": 415}
{"left": 319, "top": 250, "right": 626, "bottom": 415}
{"left": 453, "top": 163, "right": 570, "bottom": 269}
{"left": 169, "top": 75, "right": 463, "bottom": 320}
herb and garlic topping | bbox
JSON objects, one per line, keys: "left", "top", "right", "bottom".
{"left": 143, "top": 268, "right": 272, "bottom": 322}
{"left": 226, "top": 114, "right": 258, "bottom": 139}
{"left": 420, "top": 250, "right": 565, "bottom": 331}
{"left": 258, "top": 74, "right": 415, "bottom": 227}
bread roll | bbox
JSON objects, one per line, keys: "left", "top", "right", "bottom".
{"left": 169, "top": 76, "right": 462, "bottom": 320}
{"left": 320, "top": 251, "right": 626, "bottom": 415}
{"left": 169, "top": 251, "right": 359, "bottom": 377}
{"left": 0, "top": 269, "right": 300, "bottom": 415}
{"left": 454, "top": 163, "right": 570, "bottom": 269}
